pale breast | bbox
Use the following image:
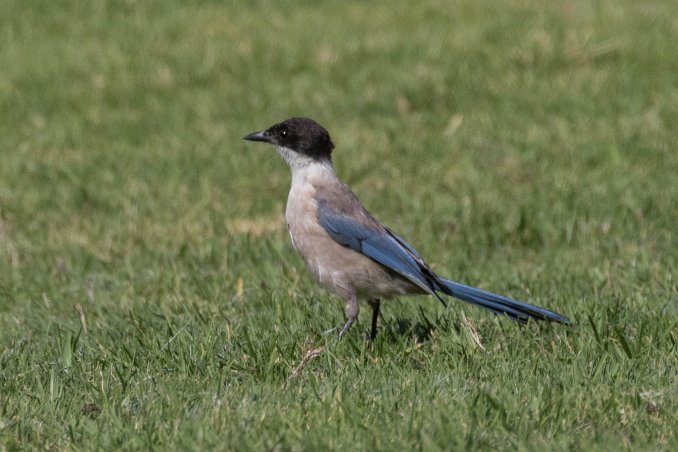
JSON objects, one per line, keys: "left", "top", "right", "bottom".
{"left": 284, "top": 167, "right": 346, "bottom": 289}
{"left": 283, "top": 161, "right": 423, "bottom": 300}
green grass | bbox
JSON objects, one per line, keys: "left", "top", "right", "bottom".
{"left": 1, "top": 0, "right": 677, "bottom": 449}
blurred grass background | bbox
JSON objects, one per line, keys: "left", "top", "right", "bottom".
{"left": 1, "top": 0, "right": 676, "bottom": 449}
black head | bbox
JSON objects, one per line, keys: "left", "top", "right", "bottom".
{"left": 243, "top": 117, "right": 334, "bottom": 160}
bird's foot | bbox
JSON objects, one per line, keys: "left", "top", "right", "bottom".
{"left": 338, "top": 319, "right": 354, "bottom": 340}
{"left": 368, "top": 299, "right": 381, "bottom": 341}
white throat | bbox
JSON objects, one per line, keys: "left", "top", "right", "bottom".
{"left": 276, "top": 146, "right": 335, "bottom": 180}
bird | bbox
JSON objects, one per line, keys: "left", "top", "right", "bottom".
{"left": 243, "top": 117, "right": 571, "bottom": 339}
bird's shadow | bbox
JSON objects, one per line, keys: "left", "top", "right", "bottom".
{"left": 378, "top": 307, "right": 455, "bottom": 344}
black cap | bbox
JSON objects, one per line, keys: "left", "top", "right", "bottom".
{"left": 244, "top": 117, "right": 334, "bottom": 160}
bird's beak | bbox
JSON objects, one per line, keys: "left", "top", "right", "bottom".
{"left": 243, "top": 130, "right": 273, "bottom": 144}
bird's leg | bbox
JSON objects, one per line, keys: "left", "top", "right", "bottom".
{"left": 367, "top": 299, "right": 381, "bottom": 340}
{"left": 338, "top": 294, "right": 359, "bottom": 339}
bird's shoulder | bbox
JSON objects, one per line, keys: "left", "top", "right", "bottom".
{"left": 313, "top": 178, "right": 382, "bottom": 231}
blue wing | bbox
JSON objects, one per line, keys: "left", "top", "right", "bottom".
{"left": 316, "top": 199, "right": 570, "bottom": 324}
{"left": 316, "top": 200, "right": 441, "bottom": 298}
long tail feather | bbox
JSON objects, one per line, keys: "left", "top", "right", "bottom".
{"left": 437, "top": 278, "right": 571, "bottom": 325}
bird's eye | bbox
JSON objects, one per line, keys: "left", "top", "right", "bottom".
{"left": 280, "top": 129, "right": 287, "bottom": 138}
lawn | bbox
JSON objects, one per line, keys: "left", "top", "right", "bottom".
{"left": 1, "top": 0, "right": 676, "bottom": 449}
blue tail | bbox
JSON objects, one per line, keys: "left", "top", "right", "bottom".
{"left": 437, "top": 278, "right": 571, "bottom": 325}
